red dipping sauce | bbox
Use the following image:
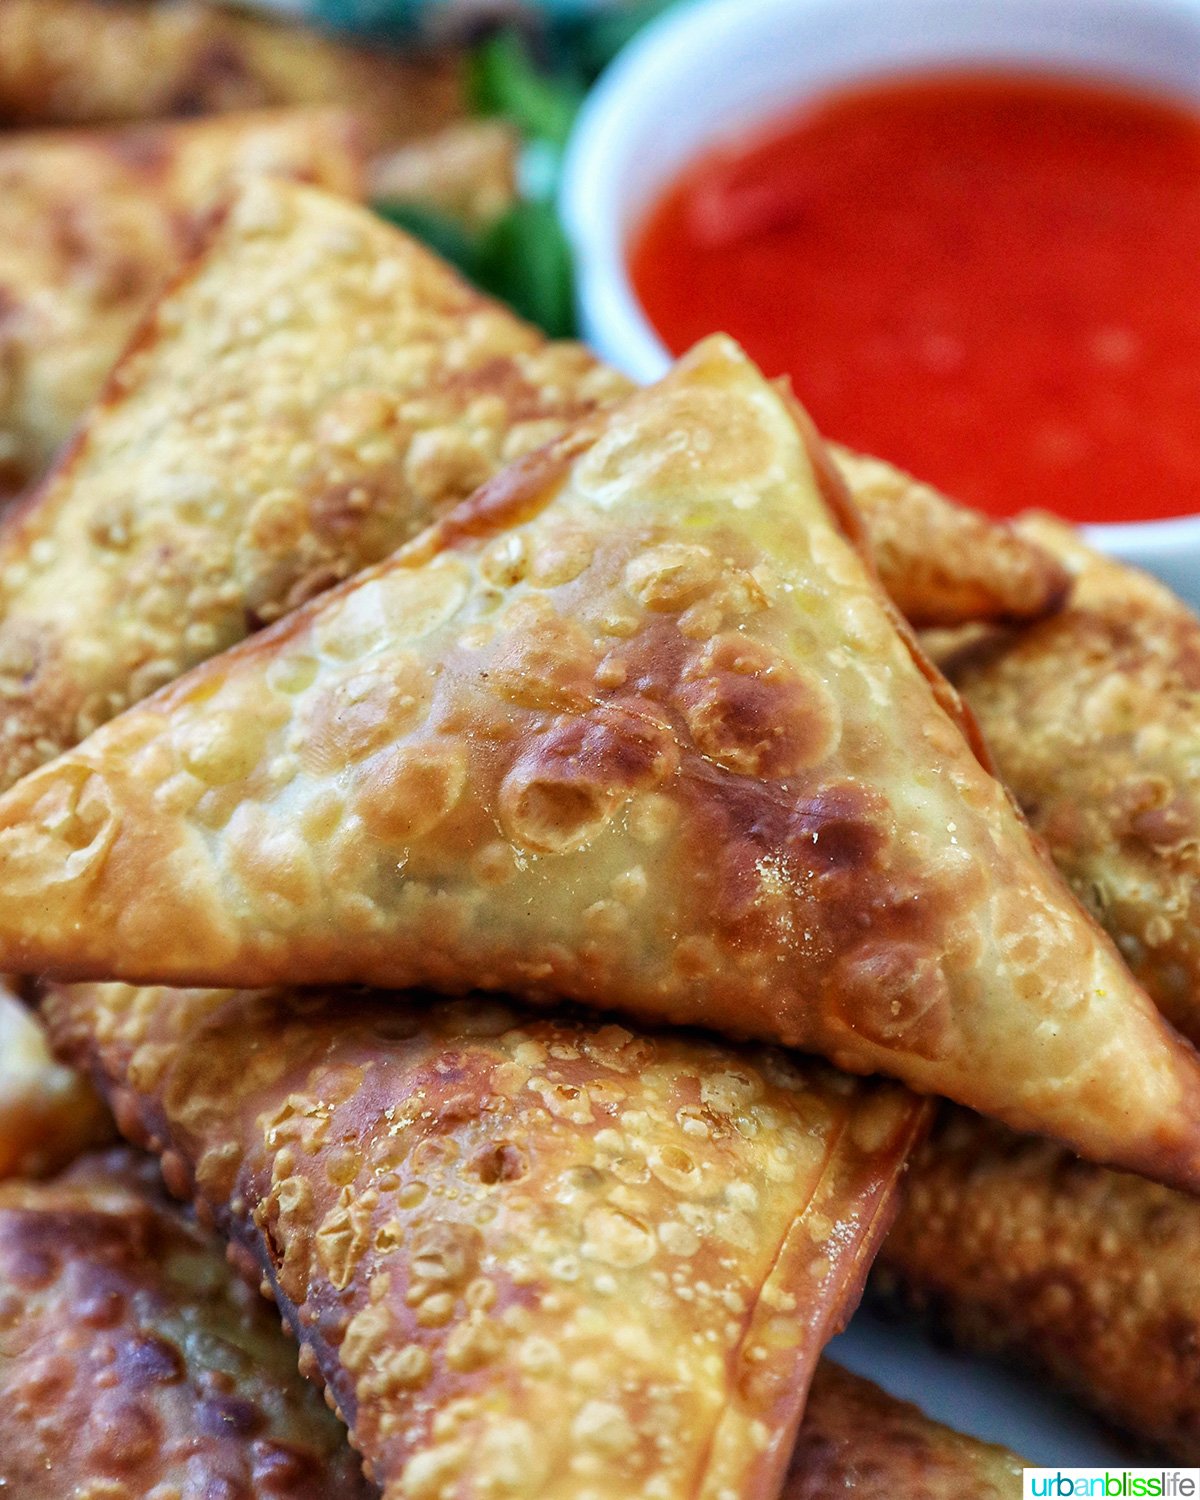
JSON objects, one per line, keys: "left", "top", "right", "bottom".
{"left": 630, "top": 73, "right": 1200, "bottom": 524}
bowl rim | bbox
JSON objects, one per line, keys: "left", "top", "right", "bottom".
{"left": 560, "top": 0, "right": 1200, "bottom": 554}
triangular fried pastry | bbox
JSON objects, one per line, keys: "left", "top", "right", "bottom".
{"left": 45, "top": 981, "right": 926, "bottom": 1500}
{"left": 0, "top": 175, "right": 1064, "bottom": 789}
{"left": 0, "top": 108, "right": 365, "bottom": 496}
{"left": 0, "top": 982, "right": 110, "bottom": 1178}
{"left": 0, "top": 177, "right": 628, "bottom": 789}
{"left": 0, "top": 1146, "right": 372, "bottom": 1498}
{"left": 785, "top": 1361, "right": 1024, "bottom": 1500}
{"left": 944, "top": 515, "right": 1200, "bottom": 1047}
{"left": 832, "top": 447, "right": 1070, "bottom": 629}
{"left": 875, "top": 1102, "right": 1200, "bottom": 1462}
{"left": 7, "top": 336, "right": 1200, "bottom": 1187}
{"left": 0, "top": 0, "right": 462, "bottom": 143}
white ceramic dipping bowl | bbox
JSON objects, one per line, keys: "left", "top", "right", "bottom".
{"left": 561, "top": 0, "right": 1200, "bottom": 605}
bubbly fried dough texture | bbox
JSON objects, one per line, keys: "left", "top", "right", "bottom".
{"left": 45, "top": 983, "right": 926, "bottom": 1500}
{"left": 11, "top": 337, "right": 1200, "bottom": 1188}
{"left": 830, "top": 447, "right": 1070, "bottom": 630}
{"left": 0, "top": 108, "right": 365, "bottom": 497}
{"left": 369, "top": 120, "right": 519, "bottom": 227}
{"left": 0, "top": 177, "right": 1068, "bottom": 793}
{"left": 0, "top": 0, "right": 462, "bottom": 142}
{"left": 0, "top": 178, "right": 629, "bottom": 790}
{"left": 875, "top": 1105, "right": 1200, "bottom": 1462}
{"left": 784, "top": 1360, "right": 1024, "bottom": 1499}
{"left": 0, "top": 1146, "right": 373, "bottom": 1497}
{"left": 0, "top": 983, "right": 110, "bottom": 1178}
{"left": 947, "top": 515, "right": 1200, "bottom": 1047}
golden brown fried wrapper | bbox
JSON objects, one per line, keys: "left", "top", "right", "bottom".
{"left": 0, "top": 0, "right": 461, "bottom": 143}
{"left": 369, "top": 119, "right": 519, "bottom": 228}
{"left": 875, "top": 1104, "right": 1200, "bottom": 1462}
{"left": 12, "top": 336, "right": 1200, "bottom": 1189}
{"left": 46, "top": 982, "right": 927, "bottom": 1500}
{"left": 0, "top": 177, "right": 629, "bottom": 790}
{"left": 0, "top": 107, "right": 365, "bottom": 497}
{"left": 0, "top": 177, "right": 1067, "bottom": 793}
{"left": 0, "top": 982, "right": 110, "bottom": 1178}
{"left": 0, "top": 1146, "right": 373, "bottom": 1497}
{"left": 785, "top": 1361, "right": 1023, "bottom": 1499}
{"left": 947, "top": 515, "right": 1200, "bottom": 1046}
{"left": 831, "top": 447, "right": 1070, "bottom": 629}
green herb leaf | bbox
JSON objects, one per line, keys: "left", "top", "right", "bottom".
{"left": 468, "top": 29, "right": 584, "bottom": 148}
{"left": 474, "top": 201, "right": 577, "bottom": 338}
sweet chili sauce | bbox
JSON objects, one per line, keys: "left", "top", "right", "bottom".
{"left": 630, "top": 73, "right": 1200, "bottom": 523}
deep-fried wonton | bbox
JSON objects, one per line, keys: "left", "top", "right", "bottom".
{"left": 0, "top": 1146, "right": 373, "bottom": 1497}
{"left": 45, "top": 981, "right": 926, "bottom": 1500}
{"left": 0, "top": 0, "right": 461, "bottom": 143}
{"left": 0, "top": 982, "right": 109, "bottom": 1178}
{"left": 875, "top": 1104, "right": 1200, "bottom": 1462}
{"left": 832, "top": 447, "right": 1069, "bottom": 629}
{"left": 785, "top": 1361, "right": 1024, "bottom": 1499}
{"left": 0, "top": 108, "right": 364, "bottom": 496}
{"left": 946, "top": 515, "right": 1200, "bottom": 1047}
{"left": 13, "top": 336, "right": 1200, "bottom": 1190}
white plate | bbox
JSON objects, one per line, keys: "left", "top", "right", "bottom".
{"left": 829, "top": 1305, "right": 1137, "bottom": 1465}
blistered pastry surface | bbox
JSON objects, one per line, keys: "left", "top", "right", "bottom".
{"left": 950, "top": 514, "right": 1200, "bottom": 1047}
{"left": 831, "top": 447, "right": 1070, "bottom": 629}
{"left": 0, "top": 1147, "right": 372, "bottom": 1497}
{"left": 0, "top": 108, "right": 365, "bottom": 496}
{"left": 877, "top": 1103, "right": 1200, "bottom": 1463}
{"left": 47, "top": 981, "right": 923, "bottom": 1500}
{"left": 7, "top": 336, "right": 1198, "bottom": 1187}
{"left": 0, "top": 177, "right": 628, "bottom": 788}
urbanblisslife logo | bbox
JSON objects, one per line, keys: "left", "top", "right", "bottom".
{"left": 1024, "top": 1472, "right": 1200, "bottom": 1498}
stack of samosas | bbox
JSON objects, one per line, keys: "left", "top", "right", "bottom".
{"left": 4, "top": 9, "right": 1200, "bottom": 1493}
{"left": 0, "top": 0, "right": 510, "bottom": 498}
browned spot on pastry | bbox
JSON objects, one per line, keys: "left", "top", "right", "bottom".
{"left": 825, "top": 941, "right": 953, "bottom": 1060}
{"left": 0, "top": 1148, "right": 371, "bottom": 1497}
{"left": 498, "top": 707, "right": 678, "bottom": 855}
{"left": 677, "top": 635, "right": 840, "bottom": 777}
{"left": 354, "top": 739, "right": 467, "bottom": 844}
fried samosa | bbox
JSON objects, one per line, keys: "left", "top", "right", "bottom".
{"left": 13, "top": 335, "right": 1200, "bottom": 1189}
{"left": 832, "top": 447, "right": 1069, "bottom": 629}
{"left": 0, "top": 982, "right": 110, "bottom": 1178}
{"left": 0, "top": 0, "right": 461, "bottom": 143}
{"left": 0, "top": 177, "right": 1066, "bottom": 789}
{"left": 946, "top": 516, "right": 1200, "bottom": 1047}
{"left": 0, "top": 177, "right": 629, "bottom": 789}
{"left": 875, "top": 1105, "right": 1200, "bottom": 1462}
{"left": 785, "top": 1360, "right": 1023, "bottom": 1499}
{"left": 0, "top": 1146, "right": 373, "bottom": 1497}
{"left": 45, "top": 980, "right": 926, "bottom": 1500}
{"left": 0, "top": 107, "right": 365, "bottom": 496}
